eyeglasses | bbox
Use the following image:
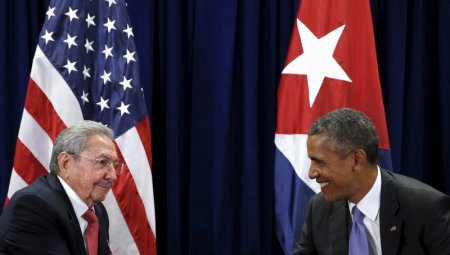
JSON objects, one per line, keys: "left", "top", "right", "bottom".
{"left": 67, "top": 152, "right": 124, "bottom": 175}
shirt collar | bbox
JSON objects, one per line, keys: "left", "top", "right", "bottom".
{"left": 349, "top": 166, "right": 381, "bottom": 221}
{"left": 57, "top": 175, "right": 89, "bottom": 218}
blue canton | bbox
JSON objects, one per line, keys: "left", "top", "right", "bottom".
{"left": 39, "top": 0, "right": 147, "bottom": 137}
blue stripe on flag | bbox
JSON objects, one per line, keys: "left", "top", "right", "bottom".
{"left": 274, "top": 146, "right": 315, "bottom": 254}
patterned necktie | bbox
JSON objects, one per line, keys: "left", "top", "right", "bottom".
{"left": 83, "top": 209, "right": 99, "bottom": 255}
{"left": 349, "top": 206, "right": 369, "bottom": 255}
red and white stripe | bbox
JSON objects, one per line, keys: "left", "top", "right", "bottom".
{"left": 6, "top": 46, "right": 157, "bottom": 255}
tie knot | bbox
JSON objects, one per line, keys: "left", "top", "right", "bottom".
{"left": 83, "top": 209, "right": 98, "bottom": 224}
{"left": 352, "top": 206, "right": 364, "bottom": 222}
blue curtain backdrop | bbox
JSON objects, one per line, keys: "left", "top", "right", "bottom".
{"left": 0, "top": 0, "right": 449, "bottom": 254}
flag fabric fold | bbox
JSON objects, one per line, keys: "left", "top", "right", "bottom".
{"left": 274, "top": 0, "right": 391, "bottom": 253}
{"left": 5, "top": 0, "right": 156, "bottom": 254}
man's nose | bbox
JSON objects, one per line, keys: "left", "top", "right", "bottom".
{"left": 308, "top": 165, "right": 319, "bottom": 179}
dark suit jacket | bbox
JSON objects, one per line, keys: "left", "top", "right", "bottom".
{"left": 0, "top": 173, "right": 110, "bottom": 255}
{"left": 292, "top": 169, "right": 450, "bottom": 255}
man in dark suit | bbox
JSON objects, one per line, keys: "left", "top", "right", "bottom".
{"left": 292, "top": 108, "right": 450, "bottom": 255}
{"left": 0, "top": 120, "right": 122, "bottom": 255}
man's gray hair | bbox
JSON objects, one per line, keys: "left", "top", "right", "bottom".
{"left": 308, "top": 108, "right": 379, "bottom": 164}
{"left": 49, "top": 120, "right": 114, "bottom": 174}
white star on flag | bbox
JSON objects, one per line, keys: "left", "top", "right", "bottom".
{"left": 81, "top": 90, "right": 89, "bottom": 103}
{"left": 96, "top": 97, "right": 110, "bottom": 111}
{"left": 41, "top": 30, "right": 54, "bottom": 44}
{"left": 282, "top": 19, "right": 352, "bottom": 107}
{"left": 86, "top": 13, "right": 96, "bottom": 28}
{"left": 65, "top": 7, "right": 79, "bottom": 22}
{"left": 104, "top": 18, "right": 117, "bottom": 33}
{"left": 119, "top": 76, "right": 133, "bottom": 91}
{"left": 85, "top": 39, "right": 94, "bottom": 53}
{"left": 106, "top": 0, "right": 117, "bottom": 8}
{"left": 83, "top": 66, "right": 91, "bottom": 80}
{"left": 100, "top": 70, "right": 112, "bottom": 84}
{"left": 123, "top": 50, "right": 136, "bottom": 63}
{"left": 63, "top": 59, "right": 77, "bottom": 74}
{"left": 123, "top": 24, "right": 134, "bottom": 38}
{"left": 63, "top": 34, "right": 78, "bottom": 49}
{"left": 46, "top": 6, "right": 55, "bottom": 20}
{"left": 102, "top": 45, "right": 114, "bottom": 59}
{"left": 117, "top": 101, "right": 130, "bottom": 116}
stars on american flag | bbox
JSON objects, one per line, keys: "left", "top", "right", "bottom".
{"left": 104, "top": 18, "right": 117, "bottom": 33}
{"left": 97, "top": 97, "right": 110, "bottom": 111}
{"left": 102, "top": 45, "right": 114, "bottom": 59}
{"left": 82, "top": 66, "right": 91, "bottom": 80}
{"left": 117, "top": 101, "right": 130, "bottom": 116}
{"left": 37, "top": 0, "right": 146, "bottom": 135}
{"left": 65, "top": 7, "right": 79, "bottom": 22}
{"left": 123, "top": 50, "right": 136, "bottom": 63}
{"left": 119, "top": 76, "right": 133, "bottom": 91}
{"left": 84, "top": 39, "right": 94, "bottom": 53}
{"left": 86, "top": 13, "right": 96, "bottom": 28}
{"left": 81, "top": 90, "right": 90, "bottom": 103}
{"left": 63, "top": 59, "right": 77, "bottom": 74}
{"left": 123, "top": 24, "right": 134, "bottom": 38}
{"left": 106, "top": 0, "right": 117, "bottom": 8}
{"left": 46, "top": 6, "right": 55, "bottom": 20}
{"left": 63, "top": 34, "right": 78, "bottom": 49}
{"left": 101, "top": 70, "right": 112, "bottom": 84}
{"left": 41, "top": 30, "right": 54, "bottom": 44}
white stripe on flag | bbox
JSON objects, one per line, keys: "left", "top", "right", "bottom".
{"left": 104, "top": 191, "right": 140, "bottom": 254}
{"left": 116, "top": 127, "right": 157, "bottom": 236}
{"left": 30, "top": 46, "right": 83, "bottom": 126}
{"left": 6, "top": 169, "right": 28, "bottom": 198}
{"left": 18, "top": 109, "right": 53, "bottom": 172}
{"left": 275, "top": 134, "right": 320, "bottom": 193}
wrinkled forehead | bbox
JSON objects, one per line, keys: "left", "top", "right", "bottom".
{"left": 84, "top": 134, "right": 117, "bottom": 155}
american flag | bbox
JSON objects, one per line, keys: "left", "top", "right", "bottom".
{"left": 5, "top": 0, "right": 157, "bottom": 254}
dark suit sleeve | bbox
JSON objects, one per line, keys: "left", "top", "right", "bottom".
{"left": 291, "top": 197, "right": 318, "bottom": 255}
{"left": 422, "top": 194, "right": 450, "bottom": 254}
{"left": 0, "top": 193, "right": 72, "bottom": 255}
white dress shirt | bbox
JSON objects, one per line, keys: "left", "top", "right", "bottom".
{"left": 348, "top": 166, "right": 382, "bottom": 255}
{"left": 57, "top": 176, "right": 90, "bottom": 249}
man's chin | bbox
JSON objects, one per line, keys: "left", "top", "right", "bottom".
{"left": 90, "top": 190, "right": 110, "bottom": 203}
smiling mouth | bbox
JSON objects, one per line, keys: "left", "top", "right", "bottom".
{"left": 96, "top": 182, "right": 112, "bottom": 189}
{"left": 319, "top": 181, "right": 330, "bottom": 188}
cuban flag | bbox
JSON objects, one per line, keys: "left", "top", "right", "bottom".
{"left": 274, "top": 0, "right": 392, "bottom": 253}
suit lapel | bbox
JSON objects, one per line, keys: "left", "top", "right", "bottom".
{"left": 329, "top": 200, "right": 350, "bottom": 254}
{"left": 379, "top": 169, "right": 403, "bottom": 255}
{"left": 95, "top": 203, "right": 109, "bottom": 255}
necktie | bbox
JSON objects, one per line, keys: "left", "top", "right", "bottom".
{"left": 83, "top": 209, "right": 99, "bottom": 255}
{"left": 349, "top": 206, "right": 369, "bottom": 255}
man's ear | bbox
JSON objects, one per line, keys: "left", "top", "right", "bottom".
{"left": 353, "top": 148, "right": 367, "bottom": 171}
{"left": 58, "top": 152, "right": 71, "bottom": 177}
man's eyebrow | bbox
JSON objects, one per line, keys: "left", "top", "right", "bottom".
{"left": 309, "top": 156, "right": 324, "bottom": 164}
{"left": 95, "top": 153, "right": 116, "bottom": 160}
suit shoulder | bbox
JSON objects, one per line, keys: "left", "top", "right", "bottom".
{"left": 388, "top": 171, "right": 447, "bottom": 198}
{"left": 383, "top": 170, "right": 449, "bottom": 209}
{"left": 8, "top": 176, "right": 53, "bottom": 201}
